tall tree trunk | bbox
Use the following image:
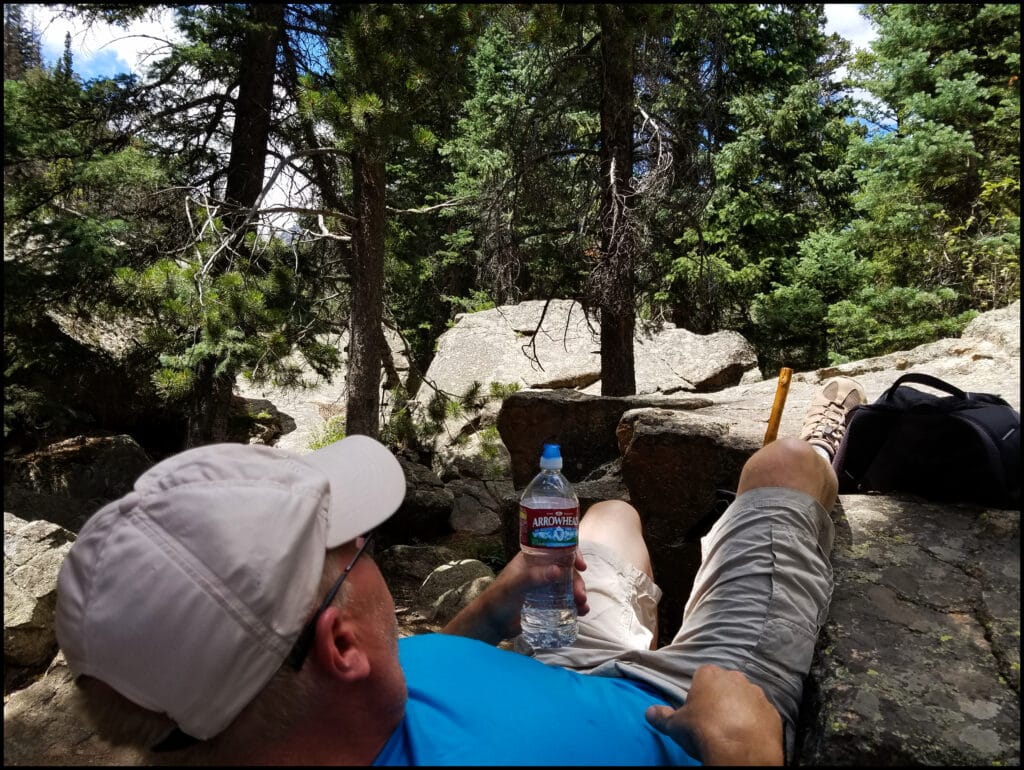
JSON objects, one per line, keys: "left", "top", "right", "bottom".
{"left": 346, "top": 150, "right": 386, "bottom": 438}
{"left": 186, "top": 3, "right": 283, "bottom": 447}
{"left": 186, "top": 359, "right": 235, "bottom": 448}
{"left": 223, "top": 2, "right": 284, "bottom": 240}
{"left": 596, "top": 4, "right": 637, "bottom": 396}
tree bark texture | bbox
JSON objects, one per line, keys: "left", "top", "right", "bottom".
{"left": 188, "top": 3, "right": 283, "bottom": 446}
{"left": 186, "top": 358, "right": 235, "bottom": 448}
{"left": 345, "top": 150, "right": 386, "bottom": 438}
{"left": 596, "top": 5, "right": 637, "bottom": 396}
{"left": 223, "top": 3, "right": 284, "bottom": 239}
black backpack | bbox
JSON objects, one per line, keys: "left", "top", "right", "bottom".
{"left": 832, "top": 373, "right": 1021, "bottom": 509}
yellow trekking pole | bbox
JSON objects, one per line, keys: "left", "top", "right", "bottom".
{"left": 688, "top": 367, "right": 795, "bottom": 541}
{"left": 763, "top": 367, "right": 793, "bottom": 445}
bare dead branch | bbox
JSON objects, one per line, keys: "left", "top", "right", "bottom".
{"left": 386, "top": 198, "right": 466, "bottom": 215}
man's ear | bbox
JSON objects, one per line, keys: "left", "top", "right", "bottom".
{"left": 312, "top": 606, "right": 371, "bottom": 682}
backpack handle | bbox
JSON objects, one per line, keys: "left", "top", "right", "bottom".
{"left": 883, "top": 372, "right": 968, "bottom": 401}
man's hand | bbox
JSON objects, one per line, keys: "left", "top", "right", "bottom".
{"left": 441, "top": 550, "right": 588, "bottom": 644}
{"left": 645, "top": 664, "right": 784, "bottom": 766}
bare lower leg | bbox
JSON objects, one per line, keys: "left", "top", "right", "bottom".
{"left": 736, "top": 437, "right": 838, "bottom": 511}
{"left": 579, "top": 499, "right": 659, "bottom": 648}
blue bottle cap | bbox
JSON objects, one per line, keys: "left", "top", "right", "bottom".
{"left": 540, "top": 443, "right": 562, "bottom": 469}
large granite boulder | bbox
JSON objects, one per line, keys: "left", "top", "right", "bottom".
{"left": 497, "top": 389, "right": 712, "bottom": 488}
{"left": 376, "top": 544, "right": 458, "bottom": 639}
{"left": 498, "top": 301, "right": 1020, "bottom": 500}
{"left": 4, "top": 514, "right": 75, "bottom": 689}
{"left": 375, "top": 457, "right": 455, "bottom": 548}
{"left": 693, "top": 300, "right": 1021, "bottom": 447}
{"left": 417, "top": 299, "right": 760, "bottom": 405}
{"left": 416, "top": 559, "right": 496, "bottom": 624}
{"left": 6, "top": 312, "right": 186, "bottom": 459}
{"left": 447, "top": 478, "right": 504, "bottom": 536}
{"left": 3, "top": 435, "right": 153, "bottom": 532}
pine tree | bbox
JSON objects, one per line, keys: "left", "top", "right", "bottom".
{"left": 60, "top": 4, "right": 358, "bottom": 447}
{"left": 3, "top": 47, "right": 185, "bottom": 448}
{"left": 594, "top": 4, "right": 640, "bottom": 396}
{"left": 304, "top": 4, "right": 478, "bottom": 437}
{"left": 822, "top": 3, "right": 1019, "bottom": 362}
{"left": 3, "top": 4, "right": 43, "bottom": 80}
{"left": 653, "top": 4, "right": 857, "bottom": 367}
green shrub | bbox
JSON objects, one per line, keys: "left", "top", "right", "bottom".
{"left": 308, "top": 415, "right": 346, "bottom": 450}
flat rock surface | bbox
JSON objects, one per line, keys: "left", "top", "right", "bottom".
{"left": 797, "top": 495, "right": 1020, "bottom": 765}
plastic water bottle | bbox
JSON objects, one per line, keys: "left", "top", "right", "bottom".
{"left": 519, "top": 443, "right": 579, "bottom": 648}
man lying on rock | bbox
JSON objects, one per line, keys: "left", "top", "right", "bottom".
{"left": 55, "top": 378, "right": 867, "bottom": 765}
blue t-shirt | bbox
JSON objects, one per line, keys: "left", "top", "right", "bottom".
{"left": 373, "top": 634, "right": 699, "bottom": 766}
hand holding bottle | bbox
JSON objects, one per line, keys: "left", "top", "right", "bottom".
{"left": 441, "top": 549, "right": 589, "bottom": 645}
{"left": 519, "top": 443, "right": 581, "bottom": 648}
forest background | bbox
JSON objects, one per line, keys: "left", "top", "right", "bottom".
{"left": 3, "top": 3, "right": 1020, "bottom": 461}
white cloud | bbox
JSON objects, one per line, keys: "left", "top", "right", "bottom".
{"left": 823, "top": 4, "right": 876, "bottom": 53}
{"left": 823, "top": 3, "right": 877, "bottom": 103}
{"left": 26, "top": 5, "right": 179, "bottom": 77}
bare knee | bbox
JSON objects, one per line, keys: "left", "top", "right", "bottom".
{"left": 580, "top": 500, "right": 654, "bottom": 581}
{"left": 581, "top": 499, "right": 641, "bottom": 531}
{"left": 737, "top": 437, "right": 838, "bottom": 511}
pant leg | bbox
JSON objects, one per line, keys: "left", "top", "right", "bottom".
{"left": 584, "top": 487, "right": 834, "bottom": 759}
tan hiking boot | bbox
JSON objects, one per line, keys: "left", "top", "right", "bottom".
{"left": 800, "top": 377, "right": 868, "bottom": 459}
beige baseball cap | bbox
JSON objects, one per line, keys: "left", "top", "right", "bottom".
{"left": 55, "top": 435, "right": 405, "bottom": 741}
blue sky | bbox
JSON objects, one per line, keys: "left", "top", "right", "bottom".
{"left": 28, "top": 5, "right": 181, "bottom": 80}
{"left": 28, "top": 4, "right": 877, "bottom": 81}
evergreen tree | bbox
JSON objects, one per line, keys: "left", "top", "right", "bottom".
{"left": 4, "top": 46, "right": 186, "bottom": 449}
{"left": 445, "top": 5, "right": 854, "bottom": 380}
{"left": 305, "top": 4, "right": 478, "bottom": 437}
{"left": 3, "top": 4, "right": 43, "bottom": 80}
{"left": 823, "top": 3, "right": 1019, "bottom": 362}
{"left": 5, "top": 4, "right": 352, "bottom": 450}
{"left": 60, "top": 4, "right": 360, "bottom": 447}
{"left": 442, "top": 5, "right": 598, "bottom": 309}
{"left": 442, "top": 4, "right": 676, "bottom": 395}
{"left": 594, "top": 4, "right": 639, "bottom": 396}
{"left": 651, "top": 4, "right": 858, "bottom": 374}
{"left": 8, "top": 1, "right": 1015, "bottom": 455}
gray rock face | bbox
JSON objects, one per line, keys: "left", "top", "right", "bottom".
{"left": 447, "top": 478, "right": 503, "bottom": 536}
{"left": 375, "top": 543, "right": 460, "bottom": 636}
{"left": 418, "top": 299, "right": 759, "bottom": 403}
{"left": 417, "top": 559, "right": 495, "bottom": 624}
{"left": 4, "top": 514, "right": 74, "bottom": 673}
{"left": 497, "top": 389, "right": 713, "bottom": 488}
{"left": 376, "top": 457, "right": 456, "bottom": 547}
{"left": 418, "top": 300, "right": 604, "bottom": 401}
{"left": 417, "top": 559, "right": 495, "bottom": 607}
{"left": 624, "top": 326, "right": 760, "bottom": 394}
{"left": 798, "top": 497, "right": 1020, "bottom": 766}
{"left": 3, "top": 434, "right": 153, "bottom": 532}
{"left": 376, "top": 544, "right": 460, "bottom": 587}
{"left": 3, "top": 653, "right": 142, "bottom": 766}
{"left": 428, "top": 576, "right": 495, "bottom": 627}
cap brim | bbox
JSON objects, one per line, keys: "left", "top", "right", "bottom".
{"left": 298, "top": 435, "right": 406, "bottom": 547}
